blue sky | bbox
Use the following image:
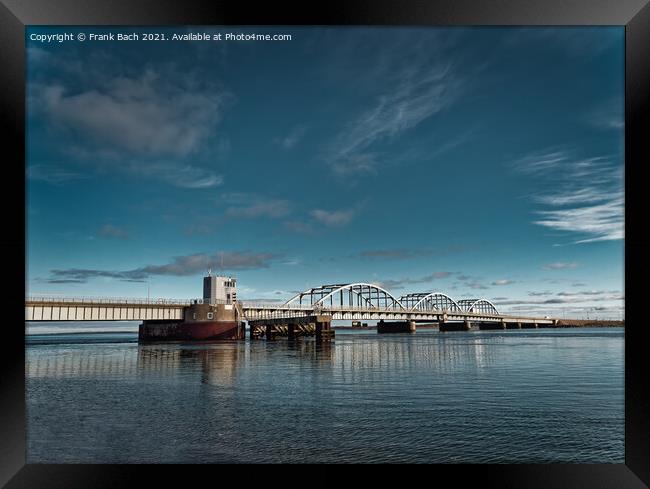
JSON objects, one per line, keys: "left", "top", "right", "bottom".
{"left": 26, "top": 26, "right": 624, "bottom": 319}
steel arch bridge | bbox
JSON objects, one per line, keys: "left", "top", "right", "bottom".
{"left": 456, "top": 299, "right": 499, "bottom": 315}
{"left": 26, "top": 282, "right": 519, "bottom": 324}
{"left": 282, "top": 283, "right": 499, "bottom": 315}
{"left": 399, "top": 292, "right": 462, "bottom": 312}
{"left": 283, "top": 283, "right": 405, "bottom": 310}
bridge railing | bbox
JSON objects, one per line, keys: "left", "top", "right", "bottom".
{"left": 26, "top": 296, "right": 198, "bottom": 306}
{"left": 239, "top": 302, "right": 469, "bottom": 314}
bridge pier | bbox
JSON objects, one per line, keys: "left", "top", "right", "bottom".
{"left": 377, "top": 319, "right": 416, "bottom": 334}
{"left": 265, "top": 324, "right": 275, "bottom": 340}
{"left": 438, "top": 321, "right": 471, "bottom": 332}
{"left": 315, "top": 319, "right": 334, "bottom": 342}
{"left": 478, "top": 321, "right": 504, "bottom": 330}
{"left": 249, "top": 316, "right": 332, "bottom": 340}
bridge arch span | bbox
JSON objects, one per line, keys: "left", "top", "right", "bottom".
{"left": 400, "top": 292, "right": 462, "bottom": 312}
{"left": 283, "top": 283, "right": 405, "bottom": 310}
{"left": 457, "top": 298, "right": 499, "bottom": 315}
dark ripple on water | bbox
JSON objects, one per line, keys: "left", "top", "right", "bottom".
{"left": 26, "top": 328, "right": 624, "bottom": 463}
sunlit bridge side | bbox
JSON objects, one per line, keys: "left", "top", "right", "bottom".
{"left": 283, "top": 283, "right": 405, "bottom": 310}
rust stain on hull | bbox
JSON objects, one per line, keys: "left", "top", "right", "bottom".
{"left": 139, "top": 320, "right": 245, "bottom": 341}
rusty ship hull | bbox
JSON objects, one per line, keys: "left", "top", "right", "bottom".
{"left": 139, "top": 320, "right": 245, "bottom": 341}
{"left": 139, "top": 302, "right": 245, "bottom": 342}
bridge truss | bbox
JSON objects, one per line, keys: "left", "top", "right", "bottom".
{"left": 456, "top": 299, "right": 499, "bottom": 315}
{"left": 283, "top": 283, "right": 405, "bottom": 310}
{"left": 399, "top": 292, "right": 462, "bottom": 312}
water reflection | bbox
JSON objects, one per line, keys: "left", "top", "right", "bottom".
{"left": 26, "top": 333, "right": 505, "bottom": 381}
{"left": 26, "top": 329, "right": 624, "bottom": 463}
{"left": 136, "top": 344, "right": 242, "bottom": 386}
{"left": 27, "top": 346, "right": 138, "bottom": 378}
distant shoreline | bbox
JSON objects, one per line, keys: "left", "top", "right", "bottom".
{"left": 554, "top": 319, "right": 624, "bottom": 327}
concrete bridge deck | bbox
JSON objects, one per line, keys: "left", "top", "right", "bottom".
{"left": 25, "top": 296, "right": 556, "bottom": 325}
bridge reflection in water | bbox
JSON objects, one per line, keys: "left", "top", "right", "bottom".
{"left": 26, "top": 333, "right": 499, "bottom": 383}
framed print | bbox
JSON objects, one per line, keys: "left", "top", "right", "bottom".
{"left": 2, "top": 0, "right": 649, "bottom": 486}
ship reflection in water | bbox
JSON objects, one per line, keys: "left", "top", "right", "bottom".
{"left": 26, "top": 328, "right": 624, "bottom": 463}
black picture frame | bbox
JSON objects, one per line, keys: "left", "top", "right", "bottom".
{"left": 2, "top": 0, "right": 648, "bottom": 486}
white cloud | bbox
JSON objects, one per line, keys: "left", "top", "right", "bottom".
{"left": 325, "top": 37, "right": 463, "bottom": 177}
{"left": 541, "top": 262, "right": 579, "bottom": 270}
{"left": 276, "top": 126, "right": 306, "bottom": 149}
{"left": 534, "top": 194, "right": 624, "bottom": 243}
{"left": 512, "top": 148, "right": 569, "bottom": 175}
{"left": 492, "top": 279, "right": 514, "bottom": 286}
{"left": 126, "top": 161, "right": 223, "bottom": 189}
{"left": 311, "top": 209, "right": 355, "bottom": 227}
{"left": 26, "top": 164, "right": 86, "bottom": 185}
{"left": 513, "top": 147, "right": 623, "bottom": 244}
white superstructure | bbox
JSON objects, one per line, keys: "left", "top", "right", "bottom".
{"left": 203, "top": 272, "right": 237, "bottom": 304}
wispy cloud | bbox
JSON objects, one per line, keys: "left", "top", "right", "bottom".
{"left": 541, "top": 262, "right": 579, "bottom": 270}
{"left": 276, "top": 126, "right": 306, "bottom": 149}
{"left": 311, "top": 208, "right": 356, "bottom": 227}
{"left": 324, "top": 35, "right": 464, "bottom": 177}
{"left": 452, "top": 274, "right": 491, "bottom": 291}
{"left": 492, "top": 279, "right": 514, "bottom": 286}
{"left": 466, "top": 281, "right": 489, "bottom": 290}
{"left": 377, "top": 272, "right": 454, "bottom": 290}
{"left": 26, "top": 164, "right": 87, "bottom": 185}
{"left": 511, "top": 148, "right": 568, "bottom": 175}
{"left": 512, "top": 147, "right": 623, "bottom": 244}
{"left": 225, "top": 199, "right": 291, "bottom": 219}
{"left": 125, "top": 161, "right": 224, "bottom": 189}
{"left": 358, "top": 249, "right": 434, "bottom": 260}
{"left": 534, "top": 195, "right": 623, "bottom": 243}
{"left": 493, "top": 289, "right": 623, "bottom": 306}
{"left": 587, "top": 97, "right": 624, "bottom": 130}
{"left": 44, "top": 251, "right": 282, "bottom": 284}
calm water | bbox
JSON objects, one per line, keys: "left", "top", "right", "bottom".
{"left": 26, "top": 327, "right": 624, "bottom": 463}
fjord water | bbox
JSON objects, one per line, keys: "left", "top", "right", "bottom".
{"left": 26, "top": 327, "right": 623, "bottom": 463}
